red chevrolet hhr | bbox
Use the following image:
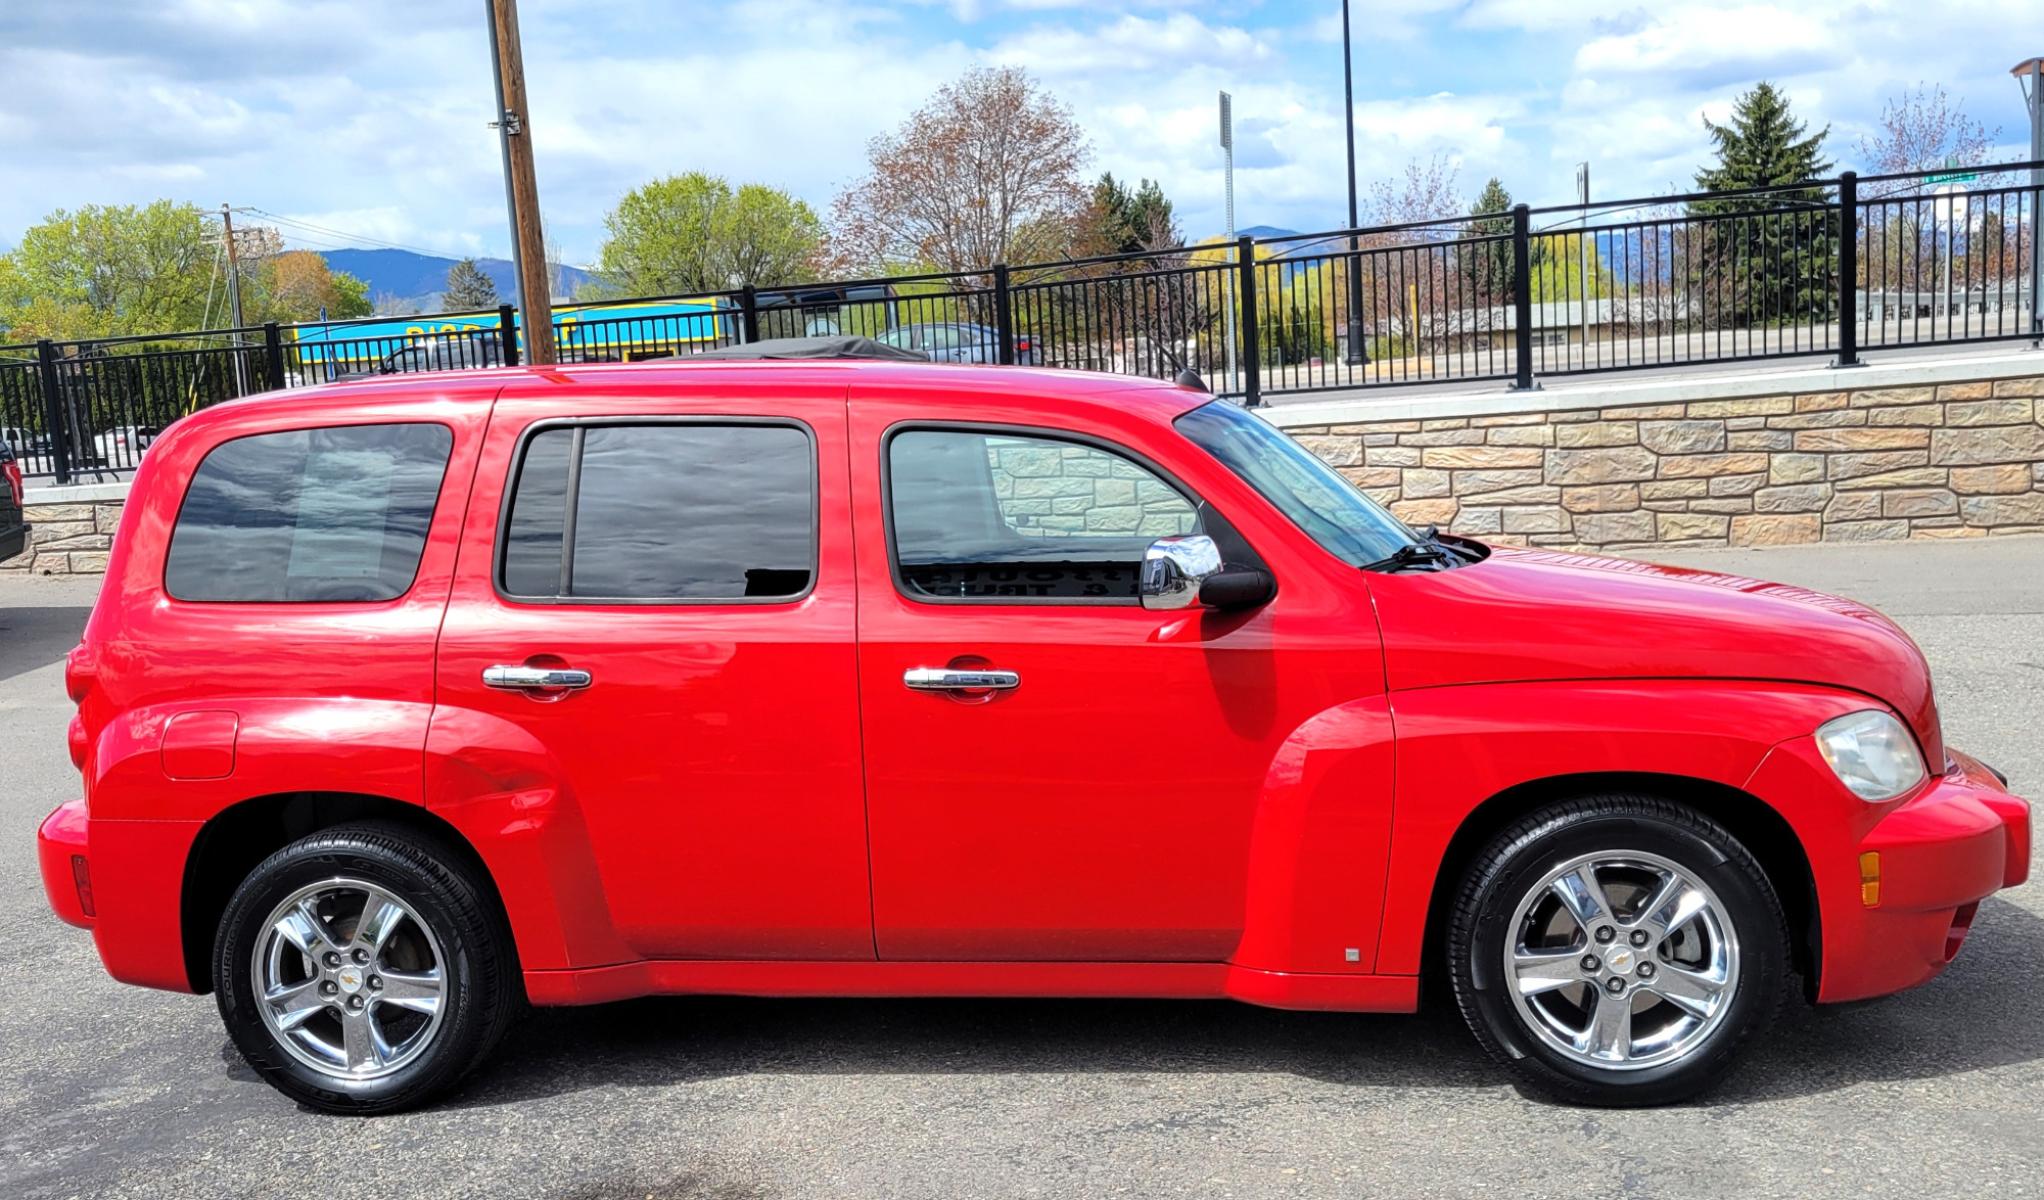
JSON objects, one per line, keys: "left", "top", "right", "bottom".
{"left": 38, "top": 356, "right": 2031, "bottom": 1113}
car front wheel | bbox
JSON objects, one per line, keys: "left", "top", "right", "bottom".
{"left": 1447, "top": 795, "right": 1791, "bottom": 1106}
{"left": 212, "top": 823, "right": 519, "bottom": 1114}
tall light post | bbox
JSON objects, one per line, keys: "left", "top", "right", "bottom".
{"left": 1220, "top": 91, "right": 1240, "bottom": 393}
{"left": 2016, "top": 57, "right": 2043, "bottom": 342}
{"left": 1341, "top": 0, "right": 1368, "bottom": 366}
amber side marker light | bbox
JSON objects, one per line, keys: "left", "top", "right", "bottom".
{"left": 1858, "top": 851, "right": 1882, "bottom": 908}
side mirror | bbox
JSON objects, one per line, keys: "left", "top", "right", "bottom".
{"left": 1140, "top": 535, "right": 1273, "bottom": 612}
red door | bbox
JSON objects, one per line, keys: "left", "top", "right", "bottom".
{"left": 432, "top": 384, "right": 873, "bottom": 961}
{"left": 849, "top": 396, "right": 1390, "bottom": 963}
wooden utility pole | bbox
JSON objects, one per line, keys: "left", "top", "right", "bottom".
{"left": 219, "top": 204, "right": 247, "bottom": 328}
{"left": 487, "top": 0, "right": 556, "bottom": 364}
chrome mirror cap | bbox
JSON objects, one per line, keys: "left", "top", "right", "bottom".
{"left": 1140, "top": 535, "right": 1224, "bottom": 611}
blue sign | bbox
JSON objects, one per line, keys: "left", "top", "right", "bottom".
{"left": 291, "top": 297, "right": 732, "bottom": 365}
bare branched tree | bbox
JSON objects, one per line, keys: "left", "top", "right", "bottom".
{"left": 1857, "top": 83, "right": 2000, "bottom": 178}
{"left": 829, "top": 67, "right": 1091, "bottom": 277}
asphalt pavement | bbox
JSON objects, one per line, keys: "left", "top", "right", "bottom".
{"left": 2, "top": 537, "right": 2041, "bottom": 1200}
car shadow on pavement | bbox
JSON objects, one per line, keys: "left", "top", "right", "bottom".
{"left": 439, "top": 893, "right": 2044, "bottom": 1110}
{"left": 0, "top": 604, "right": 96, "bottom": 685}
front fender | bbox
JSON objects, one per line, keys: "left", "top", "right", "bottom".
{"left": 1373, "top": 679, "right": 1874, "bottom": 975}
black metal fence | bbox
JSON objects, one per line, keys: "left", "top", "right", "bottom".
{"left": 7, "top": 161, "right": 2040, "bottom": 482}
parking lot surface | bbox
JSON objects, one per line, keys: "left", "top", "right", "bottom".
{"left": 3, "top": 536, "right": 2040, "bottom": 1200}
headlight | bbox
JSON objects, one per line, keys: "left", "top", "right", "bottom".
{"left": 1815, "top": 710, "right": 1926, "bottom": 802}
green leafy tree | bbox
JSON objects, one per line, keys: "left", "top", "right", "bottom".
{"left": 442, "top": 257, "right": 499, "bottom": 309}
{"left": 0, "top": 201, "right": 215, "bottom": 340}
{"left": 596, "top": 173, "right": 822, "bottom": 296}
{"left": 1689, "top": 82, "right": 1835, "bottom": 326}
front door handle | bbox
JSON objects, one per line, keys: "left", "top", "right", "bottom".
{"left": 483, "top": 665, "right": 593, "bottom": 691}
{"left": 903, "top": 667, "right": 1020, "bottom": 692}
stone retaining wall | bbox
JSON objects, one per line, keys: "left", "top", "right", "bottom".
{"left": 1, "top": 499, "right": 123, "bottom": 575}
{"left": 1280, "top": 375, "right": 2044, "bottom": 548}
{"left": 8, "top": 370, "right": 2044, "bottom": 576}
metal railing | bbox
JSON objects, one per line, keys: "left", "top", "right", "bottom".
{"left": 6, "top": 160, "right": 2040, "bottom": 482}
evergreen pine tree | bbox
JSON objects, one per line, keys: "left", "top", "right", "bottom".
{"left": 443, "top": 258, "right": 499, "bottom": 310}
{"left": 1463, "top": 177, "right": 1515, "bottom": 303}
{"left": 1688, "top": 83, "right": 1834, "bottom": 326}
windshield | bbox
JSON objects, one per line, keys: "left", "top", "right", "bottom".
{"left": 1175, "top": 400, "right": 1418, "bottom": 567}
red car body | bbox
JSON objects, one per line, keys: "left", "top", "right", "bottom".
{"left": 38, "top": 362, "right": 2032, "bottom": 1018}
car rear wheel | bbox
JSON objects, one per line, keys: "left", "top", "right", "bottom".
{"left": 213, "top": 823, "right": 519, "bottom": 1114}
{"left": 1446, "top": 795, "right": 1791, "bottom": 1106}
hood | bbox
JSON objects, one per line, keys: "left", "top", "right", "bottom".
{"left": 1366, "top": 546, "right": 1942, "bottom": 764}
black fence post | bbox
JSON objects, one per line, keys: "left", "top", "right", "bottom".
{"left": 1237, "top": 235, "right": 1261, "bottom": 407}
{"left": 739, "top": 285, "right": 760, "bottom": 344}
{"left": 497, "top": 304, "right": 520, "bottom": 366}
{"left": 262, "top": 322, "right": 285, "bottom": 390}
{"left": 35, "top": 339, "right": 70, "bottom": 486}
{"left": 1511, "top": 204, "right": 1536, "bottom": 390}
{"left": 992, "top": 264, "right": 1016, "bottom": 365}
{"left": 1833, "top": 171, "right": 1861, "bottom": 369}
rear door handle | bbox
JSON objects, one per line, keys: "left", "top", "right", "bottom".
{"left": 903, "top": 667, "right": 1020, "bottom": 692}
{"left": 483, "top": 665, "right": 593, "bottom": 691}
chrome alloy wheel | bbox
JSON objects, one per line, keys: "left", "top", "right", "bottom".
{"left": 252, "top": 877, "right": 447, "bottom": 1081}
{"left": 1503, "top": 850, "right": 1740, "bottom": 1071}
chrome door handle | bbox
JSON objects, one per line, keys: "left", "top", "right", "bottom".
{"left": 483, "top": 665, "right": 593, "bottom": 691}
{"left": 903, "top": 667, "right": 1020, "bottom": 692}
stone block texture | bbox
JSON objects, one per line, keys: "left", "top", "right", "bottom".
{"left": 1, "top": 500, "right": 125, "bottom": 575}
{"left": 1280, "top": 376, "right": 2044, "bottom": 550}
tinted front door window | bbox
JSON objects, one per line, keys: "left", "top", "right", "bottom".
{"left": 888, "top": 429, "right": 1199, "bottom": 602}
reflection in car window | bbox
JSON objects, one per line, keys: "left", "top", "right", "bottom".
{"left": 1175, "top": 400, "right": 1416, "bottom": 567}
{"left": 889, "top": 429, "right": 1199, "bottom": 602}
{"left": 165, "top": 423, "right": 452, "bottom": 602}
{"left": 499, "top": 423, "right": 814, "bottom": 601}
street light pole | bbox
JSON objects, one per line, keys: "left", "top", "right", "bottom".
{"left": 1341, "top": 0, "right": 1368, "bottom": 366}
{"left": 1220, "top": 91, "right": 1240, "bottom": 394}
{"left": 2015, "top": 57, "right": 2043, "bottom": 344}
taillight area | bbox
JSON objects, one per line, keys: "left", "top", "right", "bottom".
{"left": 64, "top": 642, "right": 95, "bottom": 704}
{"left": 2, "top": 458, "right": 21, "bottom": 508}
{"left": 70, "top": 855, "right": 96, "bottom": 918}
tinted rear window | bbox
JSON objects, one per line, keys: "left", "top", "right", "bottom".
{"left": 500, "top": 422, "right": 815, "bottom": 601}
{"left": 165, "top": 423, "right": 452, "bottom": 602}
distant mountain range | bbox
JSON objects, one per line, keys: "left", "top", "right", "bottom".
{"left": 318, "top": 249, "right": 593, "bottom": 315}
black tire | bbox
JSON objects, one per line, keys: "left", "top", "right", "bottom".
{"left": 212, "top": 822, "right": 520, "bottom": 1114}
{"left": 1446, "top": 794, "right": 1790, "bottom": 1107}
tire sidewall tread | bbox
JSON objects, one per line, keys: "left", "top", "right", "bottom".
{"left": 1446, "top": 793, "right": 1791, "bottom": 1107}
{"left": 212, "top": 822, "right": 519, "bottom": 1115}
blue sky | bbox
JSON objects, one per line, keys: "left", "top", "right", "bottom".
{"left": 2, "top": 0, "right": 2036, "bottom": 266}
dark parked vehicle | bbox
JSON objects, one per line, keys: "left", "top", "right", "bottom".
{"left": 876, "top": 322, "right": 1040, "bottom": 366}
{"left": 1, "top": 434, "right": 26, "bottom": 564}
{"left": 340, "top": 335, "right": 504, "bottom": 380}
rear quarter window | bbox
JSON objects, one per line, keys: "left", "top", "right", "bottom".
{"left": 164, "top": 423, "right": 453, "bottom": 602}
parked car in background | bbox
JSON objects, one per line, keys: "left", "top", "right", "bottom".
{"left": 338, "top": 334, "right": 503, "bottom": 380}
{"left": 877, "top": 321, "right": 1040, "bottom": 365}
{"left": 37, "top": 357, "right": 2031, "bottom": 1115}
{"left": 93, "top": 424, "right": 158, "bottom": 468}
{"left": 0, "top": 433, "right": 25, "bottom": 563}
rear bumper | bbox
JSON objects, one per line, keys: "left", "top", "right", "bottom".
{"left": 38, "top": 799, "right": 93, "bottom": 928}
{"left": 1801, "top": 748, "right": 2028, "bottom": 1003}
{"left": 0, "top": 522, "right": 25, "bottom": 564}
{"left": 37, "top": 802, "right": 202, "bottom": 992}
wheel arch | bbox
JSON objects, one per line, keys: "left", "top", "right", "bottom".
{"left": 1418, "top": 771, "right": 1820, "bottom": 1002}
{"left": 179, "top": 791, "right": 520, "bottom": 996}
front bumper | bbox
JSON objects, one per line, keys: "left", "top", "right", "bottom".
{"left": 1752, "top": 742, "right": 2030, "bottom": 1004}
